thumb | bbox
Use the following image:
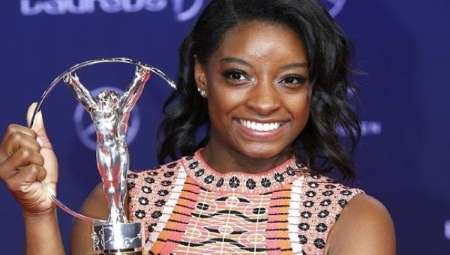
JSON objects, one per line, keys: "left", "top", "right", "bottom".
{"left": 26, "top": 102, "right": 52, "bottom": 149}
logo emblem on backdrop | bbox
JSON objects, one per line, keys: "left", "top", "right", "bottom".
{"left": 74, "top": 87, "right": 141, "bottom": 150}
{"left": 20, "top": 0, "right": 204, "bottom": 22}
{"left": 322, "top": 0, "right": 347, "bottom": 17}
{"left": 445, "top": 220, "right": 450, "bottom": 240}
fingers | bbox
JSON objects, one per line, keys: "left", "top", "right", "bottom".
{"left": 0, "top": 147, "right": 44, "bottom": 180}
{"left": 0, "top": 123, "right": 40, "bottom": 164}
{"left": 4, "top": 123, "right": 36, "bottom": 140}
{"left": 6, "top": 164, "right": 47, "bottom": 191}
{"left": 2, "top": 130, "right": 41, "bottom": 157}
{"left": 0, "top": 103, "right": 54, "bottom": 214}
{"left": 5, "top": 165, "right": 46, "bottom": 199}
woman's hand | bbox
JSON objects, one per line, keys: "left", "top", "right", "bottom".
{"left": 0, "top": 103, "right": 58, "bottom": 215}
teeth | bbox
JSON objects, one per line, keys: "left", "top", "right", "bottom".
{"left": 240, "top": 119, "right": 282, "bottom": 132}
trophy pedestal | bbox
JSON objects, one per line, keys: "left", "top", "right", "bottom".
{"left": 94, "top": 252, "right": 143, "bottom": 255}
{"left": 96, "top": 252, "right": 143, "bottom": 255}
{"left": 92, "top": 222, "right": 144, "bottom": 255}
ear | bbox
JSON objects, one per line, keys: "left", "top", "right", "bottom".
{"left": 194, "top": 57, "right": 208, "bottom": 93}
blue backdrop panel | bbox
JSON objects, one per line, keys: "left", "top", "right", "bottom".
{"left": 0, "top": 1, "right": 449, "bottom": 254}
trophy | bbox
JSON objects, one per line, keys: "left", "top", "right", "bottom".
{"left": 29, "top": 58, "right": 176, "bottom": 254}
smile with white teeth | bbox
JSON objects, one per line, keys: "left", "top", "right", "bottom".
{"left": 239, "top": 119, "right": 283, "bottom": 132}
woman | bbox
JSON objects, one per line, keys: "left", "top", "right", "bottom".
{"left": 0, "top": 0, "right": 395, "bottom": 254}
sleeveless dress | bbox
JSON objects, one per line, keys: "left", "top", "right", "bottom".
{"left": 127, "top": 150, "right": 363, "bottom": 255}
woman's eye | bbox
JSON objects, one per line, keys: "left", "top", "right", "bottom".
{"left": 280, "top": 75, "right": 307, "bottom": 87}
{"left": 223, "top": 70, "right": 248, "bottom": 82}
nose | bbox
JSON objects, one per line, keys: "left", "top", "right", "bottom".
{"left": 246, "top": 80, "right": 281, "bottom": 115}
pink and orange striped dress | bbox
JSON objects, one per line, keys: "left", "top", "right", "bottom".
{"left": 127, "top": 150, "right": 363, "bottom": 255}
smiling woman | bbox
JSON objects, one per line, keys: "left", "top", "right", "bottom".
{"left": 159, "top": 0, "right": 360, "bottom": 180}
{"left": 195, "top": 21, "right": 312, "bottom": 170}
{"left": 0, "top": 0, "right": 395, "bottom": 255}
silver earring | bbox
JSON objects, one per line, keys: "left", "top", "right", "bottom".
{"left": 197, "top": 87, "right": 207, "bottom": 98}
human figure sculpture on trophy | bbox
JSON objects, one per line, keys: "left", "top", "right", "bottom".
{"left": 63, "top": 66, "right": 151, "bottom": 224}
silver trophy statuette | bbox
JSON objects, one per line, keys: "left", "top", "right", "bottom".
{"left": 63, "top": 67, "right": 149, "bottom": 224}
{"left": 64, "top": 65, "right": 150, "bottom": 254}
{"left": 29, "top": 58, "right": 177, "bottom": 255}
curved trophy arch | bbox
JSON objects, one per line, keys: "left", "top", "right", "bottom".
{"left": 29, "top": 57, "right": 177, "bottom": 225}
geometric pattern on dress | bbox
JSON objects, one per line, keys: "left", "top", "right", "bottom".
{"left": 127, "top": 160, "right": 184, "bottom": 246}
{"left": 264, "top": 180, "right": 298, "bottom": 255}
{"left": 150, "top": 176, "right": 199, "bottom": 254}
{"left": 288, "top": 176, "right": 305, "bottom": 254}
{"left": 182, "top": 149, "right": 305, "bottom": 194}
{"left": 146, "top": 165, "right": 187, "bottom": 251}
{"left": 126, "top": 151, "right": 364, "bottom": 255}
{"left": 171, "top": 189, "right": 272, "bottom": 254}
{"left": 297, "top": 174, "right": 363, "bottom": 255}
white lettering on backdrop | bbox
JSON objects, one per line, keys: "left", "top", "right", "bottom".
{"left": 21, "top": 0, "right": 347, "bottom": 21}
{"left": 20, "top": 0, "right": 204, "bottom": 22}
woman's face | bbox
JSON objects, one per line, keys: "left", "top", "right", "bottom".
{"left": 196, "top": 21, "right": 311, "bottom": 160}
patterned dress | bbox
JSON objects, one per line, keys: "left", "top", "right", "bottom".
{"left": 127, "top": 150, "right": 363, "bottom": 255}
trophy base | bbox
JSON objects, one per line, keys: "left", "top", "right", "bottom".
{"left": 97, "top": 251, "right": 143, "bottom": 255}
{"left": 92, "top": 222, "right": 143, "bottom": 255}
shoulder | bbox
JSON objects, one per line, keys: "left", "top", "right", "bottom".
{"left": 325, "top": 192, "right": 396, "bottom": 255}
{"left": 300, "top": 173, "right": 364, "bottom": 211}
{"left": 298, "top": 173, "right": 395, "bottom": 255}
{"left": 296, "top": 173, "right": 364, "bottom": 252}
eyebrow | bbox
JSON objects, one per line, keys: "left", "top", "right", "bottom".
{"left": 220, "top": 57, "right": 308, "bottom": 70}
{"left": 220, "top": 57, "right": 251, "bottom": 67}
{"left": 280, "top": 62, "right": 308, "bottom": 70}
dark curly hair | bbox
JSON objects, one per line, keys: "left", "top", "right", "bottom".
{"left": 158, "top": 0, "right": 361, "bottom": 180}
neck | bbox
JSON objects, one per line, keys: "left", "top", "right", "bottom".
{"left": 202, "top": 140, "right": 293, "bottom": 175}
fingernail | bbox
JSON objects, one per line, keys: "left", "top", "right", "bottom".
{"left": 36, "top": 137, "right": 44, "bottom": 147}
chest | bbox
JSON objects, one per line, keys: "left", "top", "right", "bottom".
{"left": 127, "top": 163, "right": 358, "bottom": 255}
{"left": 131, "top": 174, "right": 320, "bottom": 254}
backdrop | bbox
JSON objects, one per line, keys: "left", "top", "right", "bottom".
{"left": 0, "top": 1, "right": 449, "bottom": 254}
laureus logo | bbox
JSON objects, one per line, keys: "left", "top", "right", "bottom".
{"left": 445, "top": 220, "right": 450, "bottom": 240}
{"left": 74, "top": 87, "right": 141, "bottom": 151}
{"left": 20, "top": 0, "right": 204, "bottom": 22}
{"left": 322, "top": 0, "right": 347, "bottom": 17}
